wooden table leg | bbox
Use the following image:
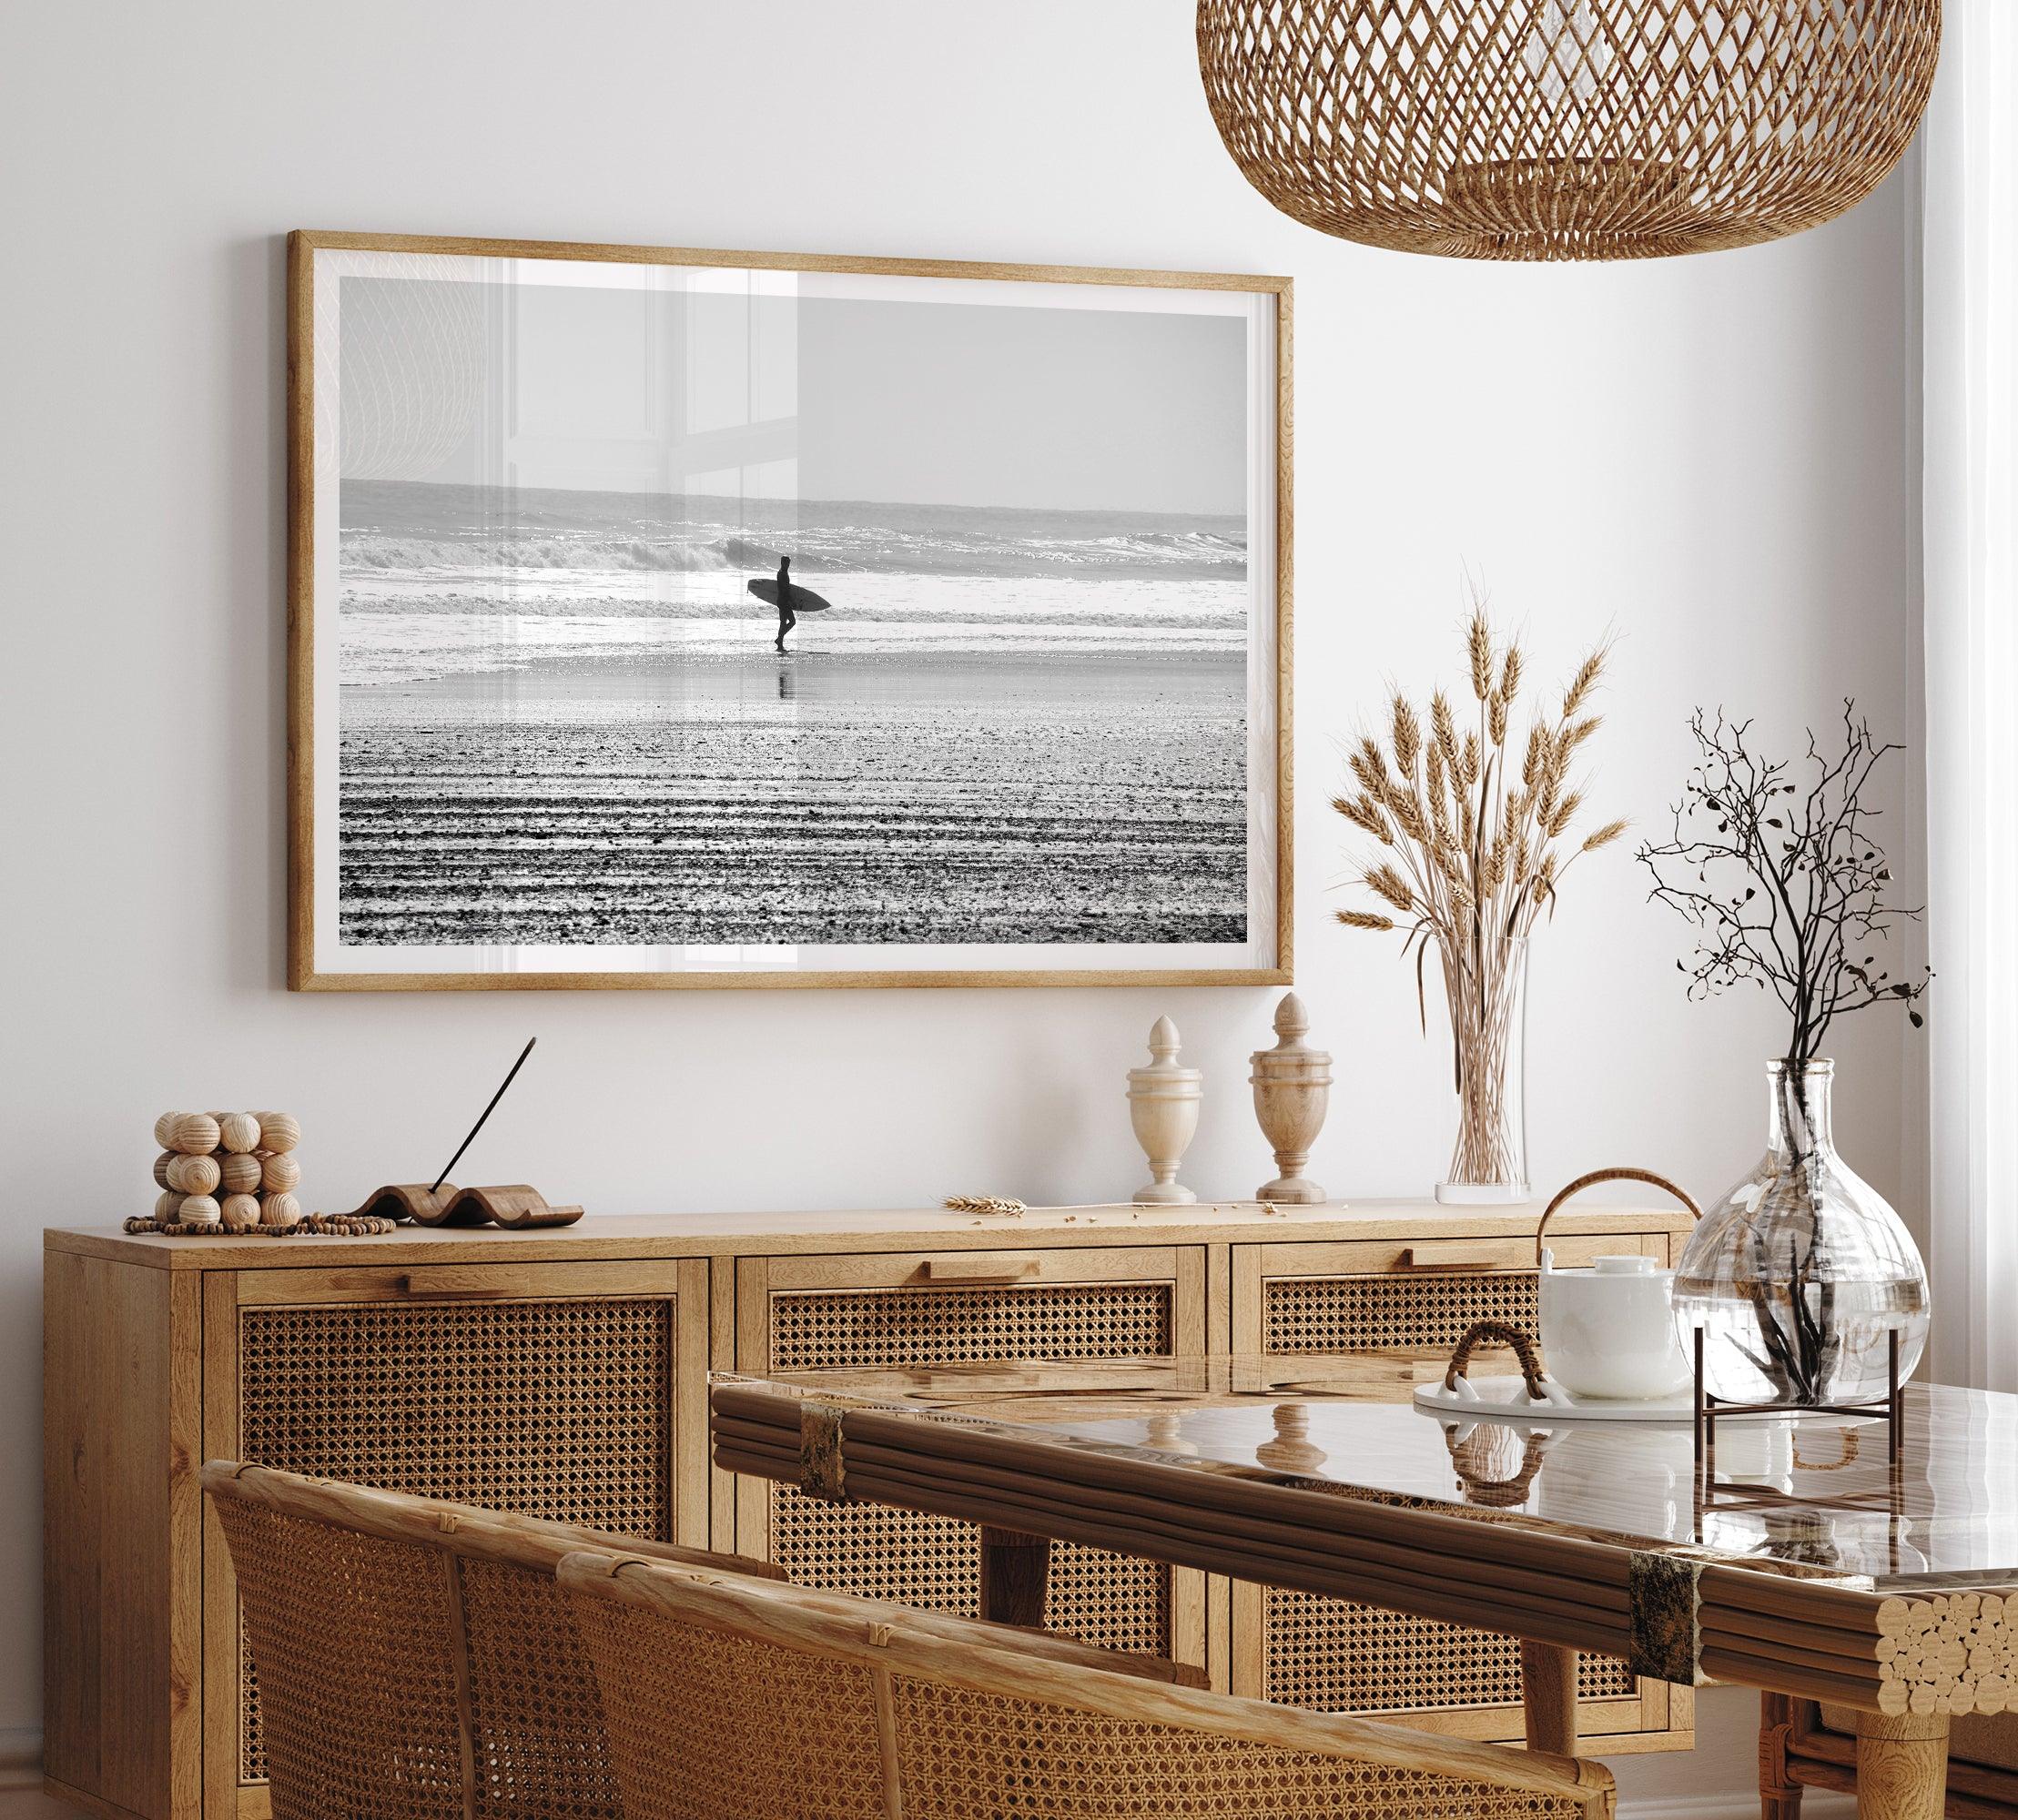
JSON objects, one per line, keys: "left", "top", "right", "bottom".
{"left": 1520, "top": 1641, "right": 1579, "bottom": 1756}
{"left": 1854, "top": 1709, "right": 1949, "bottom": 1820}
{"left": 1759, "top": 1692, "right": 1806, "bottom": 1820}
{"left": 979, "top": 1525, "right": 1051, "bottom": 1628}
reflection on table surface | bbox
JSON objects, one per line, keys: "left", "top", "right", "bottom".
{"left": 713, "top": 1357, "right": 2018, "bottom": 1586}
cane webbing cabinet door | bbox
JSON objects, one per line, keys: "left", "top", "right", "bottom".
{"left": 734, "top": 1247, "right": 1210, "bottom": 1673}
{"left": 198, "top": 1258, "right": 707, "bottom": 1820}
{"left": 1227, "top": 1234, "right": 1689, "bottom": 1753}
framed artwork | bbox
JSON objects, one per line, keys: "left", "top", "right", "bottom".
{"left": 288, "top": 230, "right": 1291, "bottom": 990}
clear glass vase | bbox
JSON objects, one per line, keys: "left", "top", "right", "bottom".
{"left": 1434, "top": 933, "right": 1529, "bottom": 1205}
{"left": 1672, "top": 1059, "right": 1929, "bottom": 1404}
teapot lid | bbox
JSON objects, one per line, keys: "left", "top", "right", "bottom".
{"left": 1592, "top": 1253, "right": 1661, "bottom": 1275}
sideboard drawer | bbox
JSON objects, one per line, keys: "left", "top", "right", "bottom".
{"left": 735, "top": 1248, "right": 1207, "bottom": 1669}
{"left": 1243, "top": 1233, "right": 1661, "bottom": 1356}
{"left": 202, "top": 1259, "right": 708, "bottom": 1814}
{"left": 1228, "top": 1236, "right": 1688, "bottom": 1752}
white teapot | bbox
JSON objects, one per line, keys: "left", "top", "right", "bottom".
{"left": 1535, "top": 1168, "right": 1702, "bottom": 1400}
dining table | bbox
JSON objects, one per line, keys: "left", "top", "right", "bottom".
{"left": 712, "top": 1354, "right": 2018, "bottom": 1820}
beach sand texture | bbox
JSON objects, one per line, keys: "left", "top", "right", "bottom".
{"left": 337, "top": 484, "right": 1252, "bottom": 950}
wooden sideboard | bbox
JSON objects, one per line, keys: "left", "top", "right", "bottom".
{"left": 44, "top": 1198, "right": 1697, "bottom": 1820}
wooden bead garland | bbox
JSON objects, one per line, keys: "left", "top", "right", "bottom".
{"left": 123, "top": 1208, "right": 398, "bottom": 1238}
{"left": 138, "top": 1109, "right": 318, "bottom": 1236}
{"left": 296, "top": 1212, "right": 397, "bottom": 1236}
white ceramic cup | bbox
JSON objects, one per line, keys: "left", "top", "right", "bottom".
{"left": 1536, "top": 1252, "right": 1693, "bottom": 1400}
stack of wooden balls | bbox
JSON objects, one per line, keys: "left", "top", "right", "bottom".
{"left": 152, "top": 1111, "right": 302, "bottom": 1232}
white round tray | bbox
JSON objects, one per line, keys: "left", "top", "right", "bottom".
{"left": 1413, "top": 1373, "right": 1806, "bottom": 1425}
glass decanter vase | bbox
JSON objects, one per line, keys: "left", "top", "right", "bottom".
{"left": 1672, "top": 1059, "right": 1928, "bottom": 1404}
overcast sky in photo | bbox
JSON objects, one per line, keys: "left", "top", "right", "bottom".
{"left": 340, "top": 273, "right": 1250, "bottom": 515}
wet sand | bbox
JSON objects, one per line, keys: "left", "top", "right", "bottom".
{"left": 338, "top": 649, "right": 1249, "bottom": 948}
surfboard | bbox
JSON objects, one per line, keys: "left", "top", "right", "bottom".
{"left": 746, "top": 578, "right": 833, "bottom": 612}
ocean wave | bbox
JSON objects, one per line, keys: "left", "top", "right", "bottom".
{"left": 340, "top": 482, "right": 1247, "bottom": 581}
{"left": 342, "top": 526, "right": 1246, "bottom": 580}
{"left": 346, "top": 533, "right": 765, "bottom": 574}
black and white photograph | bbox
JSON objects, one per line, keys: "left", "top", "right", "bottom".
{"left": 294, "top": 238, "right": 1287, "bottom": 988}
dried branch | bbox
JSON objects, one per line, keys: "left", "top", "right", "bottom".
{"left": 1636, "top": 701, "right": 1930, "bottom": 1067}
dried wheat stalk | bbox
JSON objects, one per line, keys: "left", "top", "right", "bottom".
{"left": 1334, "top": 600, "right": 1621, "bottom": 1188}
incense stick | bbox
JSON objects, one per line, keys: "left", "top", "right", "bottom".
{"left": 430, "top": 1038, "right": 537, "bottom": 1194}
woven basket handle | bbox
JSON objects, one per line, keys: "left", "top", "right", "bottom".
{"left": 1535, "top": 1167, "right": 1703, "bottom": 1267}
{"left": 1443, "top": 1320, "right": 1549, "bottom": 1400}
{"left": 1443, "top": 1427, "right": 1551, "bottom": 1508}
{"left": 1791, "top": 1430, "right": 1862, "bottom": 1473}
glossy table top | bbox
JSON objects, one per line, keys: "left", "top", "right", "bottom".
{"left": 715, "top": 1357, "right": 2018, "bottom": 1588}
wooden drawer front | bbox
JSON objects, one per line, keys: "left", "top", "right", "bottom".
{"left": 753, "top": 1249, "right": 1193, "bottom": 1661}
{"left": 1264, "top": 1266, "right": 1537, "bottom": 1355}
{"left": 219, "top": 1263, "right": 695, "bottom": 1793}
{"left": 1257, "top": 1233, "right": 1657, "bottom": 1357}
{"left": 771, "top": 1277, "right": 1174, "bottom": 1369}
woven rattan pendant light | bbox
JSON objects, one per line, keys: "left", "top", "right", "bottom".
{"left": 1197, "top": 2, "right": 1942, "bottom": 260}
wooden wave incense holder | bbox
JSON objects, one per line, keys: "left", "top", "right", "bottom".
{"left": 446, "top": 1184, "right": 583, "bottom": 1229}
{"left": 342, "top": 1040, "right": 584, "bottom": 1230}
{"left": 344, "top": 1182, "right": 584, "bottom": 1230}
{"left": 349, "top": 1183, "right": 462, "bottom": 1224}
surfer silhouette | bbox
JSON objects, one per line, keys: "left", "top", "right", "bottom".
{"left": 773, "top": 556, "right": 797, "bottom": 654}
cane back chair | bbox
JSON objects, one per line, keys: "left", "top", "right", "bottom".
{"left": 201, "top": 1460, "right": 785, "bottom": 1820}
{"left": 558, "top": 1547, "right": 1619, "bottom": 1820}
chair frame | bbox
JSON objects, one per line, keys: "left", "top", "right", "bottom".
{"left": 201, "top": 1459, "right": 788, "bottom": 1579}
{"left": 203, "top": 1459, "right": 1205, "bottom": 1685}
{"left": 206, "top": 1461, "right": 1215, "bottom": 1786}
{"left": 1763, "top": 1693, "right": 2018, "bottom": 1819}
{"left": 558, "top": 1547, "right": 1618, "bottom": 1819}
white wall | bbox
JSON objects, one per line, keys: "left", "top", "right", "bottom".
{"left": 0, "top": 3, "right": 1922, "bottom": 1807}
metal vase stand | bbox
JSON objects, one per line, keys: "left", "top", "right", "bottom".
{"left": 1691, "top": 1326, "right": 1905, "bottom": 1533}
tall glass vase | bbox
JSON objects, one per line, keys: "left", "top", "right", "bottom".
{"left": 1434, "top": 933, "right": 1529, "bottom": 1205}
{"left": 1673, "top": 1059, "right": 1929, "bottom": 1403}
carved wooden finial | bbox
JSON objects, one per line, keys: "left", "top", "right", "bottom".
{"left": 1128, "top": 1016, "right": 1202, "bottom": 1206}
{"left": 1250, "top": 992, "right": 1333, "bottom": 1205}
{"left": 1273, "top": 992, "right": 1310, "bottom": 1044}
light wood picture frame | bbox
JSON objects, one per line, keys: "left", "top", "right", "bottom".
{"left": 288, "top": 230, "right": 1292, "bottom": 991}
